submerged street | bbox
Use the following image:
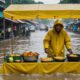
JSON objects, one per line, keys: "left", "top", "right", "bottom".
{"left": 0, "top": 29, "right": 80, "bottom": 58}
{"left": 2, "top": 30, "right": 80, "bottom": 57}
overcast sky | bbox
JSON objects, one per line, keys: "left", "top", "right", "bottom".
{"left": 35, "top": 0, "right": 60, "bottom": 4}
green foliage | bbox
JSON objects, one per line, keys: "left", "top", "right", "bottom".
{"left": 37, "top": 1, "right": 44, "bottom": 4}
{"left": 5, "top": 0, "right": 43, "bottom": 8}
{"left": 13, "top": 0, "right": 35, "bottom": 4}
{"left": 60, "top": 0, "right": 80, "bottom": 4}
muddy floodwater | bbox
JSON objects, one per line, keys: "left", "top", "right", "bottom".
{"left": 0, "top": 30, "right": 80, "bottom": 80}
{"left": 0, "top": 73, "right": 80, "bottom": 80}
{"left": 0, "top": 30, "right": 80, "bottom": 57}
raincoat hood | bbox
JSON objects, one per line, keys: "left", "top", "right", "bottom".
{"left": 53, "top": 19, "right": 64, "bottom": 28}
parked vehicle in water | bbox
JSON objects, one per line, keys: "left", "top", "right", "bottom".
{"left": 66, "top": 22, "right": 80, "bottom": 33}
{"left": 73, "top": 23, "right": 78, "bottom": 32}
{"left": 30, "top": 25, "right": 36, "bottom": 32}
{"left": 45, "top": 25, "right": 48, "bottom": 31}
{"left": 66, "top": 22, "right": 74, "bottom": 30}
{"left": 40, "top": 24, "right": 47, "bottom": 31}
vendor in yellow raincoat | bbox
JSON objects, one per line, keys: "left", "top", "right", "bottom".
{"left": 43, "top": 19, "right": 73, "bottom": 57}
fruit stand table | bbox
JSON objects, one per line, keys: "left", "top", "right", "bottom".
{"left": 0, "top": 62, "right": 80, "bottom": 74}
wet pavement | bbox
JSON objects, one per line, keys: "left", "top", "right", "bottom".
{"left": 0, "top": 30, "right": 80, "bottom": 79}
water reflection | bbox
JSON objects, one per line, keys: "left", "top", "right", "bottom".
{"left": 1, "top": 74, "right": 80, "bottom": 80}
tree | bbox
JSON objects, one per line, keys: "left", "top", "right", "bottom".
{"left": 5, "top": 0, "right": 44, "bottom": 8}
{"left": 4, "top": 0, "right": 11, "bottom": 7}
{"left": 60, "top": 0, "right": 80, "bottom": 4}
{"left": 13, "top": 0, "right": 35, "bottom": 4}
{"left": 37, "top": 1, "right": 44, "bottom": 4}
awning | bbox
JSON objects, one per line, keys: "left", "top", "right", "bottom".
{"left": 5, "top": 18, "right": 19, "bottom": 23}
{"left": 3, "top": 4, "right": 80, "bottom": 19}
{"left": 17, "top": 20, "right": 26, "bottom": 23}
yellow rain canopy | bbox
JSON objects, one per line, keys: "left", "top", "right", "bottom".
{"left": 3, "top": 4, "right": 80, "bottom": 20}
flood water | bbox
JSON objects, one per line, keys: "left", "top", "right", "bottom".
{"left": 13, "top": 30, "right": 80, "bottom": 56}
{"left": 0, "top": 30, "right": 80, "bottom": 80}
{"left": 0, "top": 30, "right": 80, "bottom": 57}
{"left": 1, "top": 73, "right": 80, "bottom": 80}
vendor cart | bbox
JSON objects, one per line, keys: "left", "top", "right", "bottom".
{"left": 1, "top": 4, "right": 80, "bottom": 74}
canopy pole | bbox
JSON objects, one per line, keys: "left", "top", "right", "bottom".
{"left": 3, "top": 18, "right": 5, "bottom": 41}
{"left": 11, "top": 17, "right": 14, "bottom": 54}
{"left": 3, "top": 18, "right": 6, "bottom": 57}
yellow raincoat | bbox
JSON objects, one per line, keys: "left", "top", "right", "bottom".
{"left": 43, "top": 20, "right": 72, "bottom": 57}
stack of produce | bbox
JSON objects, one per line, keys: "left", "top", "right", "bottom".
{"left": 67, "top": 54, "right": 80, "bottom": 62}
{"left": 5, "top": 54, "right": 22, "bottom": 63}
{"left": 22, "top": 51, "right": 39, "bottom": 62}
{"left": 40, "top": 57, "right": 53, "bottom": 62}
{"left": 54, "top": 56, "right": 65, "bottom": 62}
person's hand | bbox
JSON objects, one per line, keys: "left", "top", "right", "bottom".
{"left": 68, "top": 49, "right": 73, "bottom": 54}
{"left": 45, "top": 48, "right": 54, "bottom": 58}
{"left": 47, "top": 54, "right": 55, "bottom": 58}
{"left": 45, "top": 48, "right": 49, "bottom": 54}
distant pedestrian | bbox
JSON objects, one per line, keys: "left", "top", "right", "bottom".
{"left": 45, "top": 25, "right": 48, "bottom": 31}
{"left": 13, "top": 25, "right": 17, "bottom": 37}
{"left": 25, "top": 27, "right": 31, "bottom": 37}
{"left": 22, "top": 27, "right": 25, "bottom": 36}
